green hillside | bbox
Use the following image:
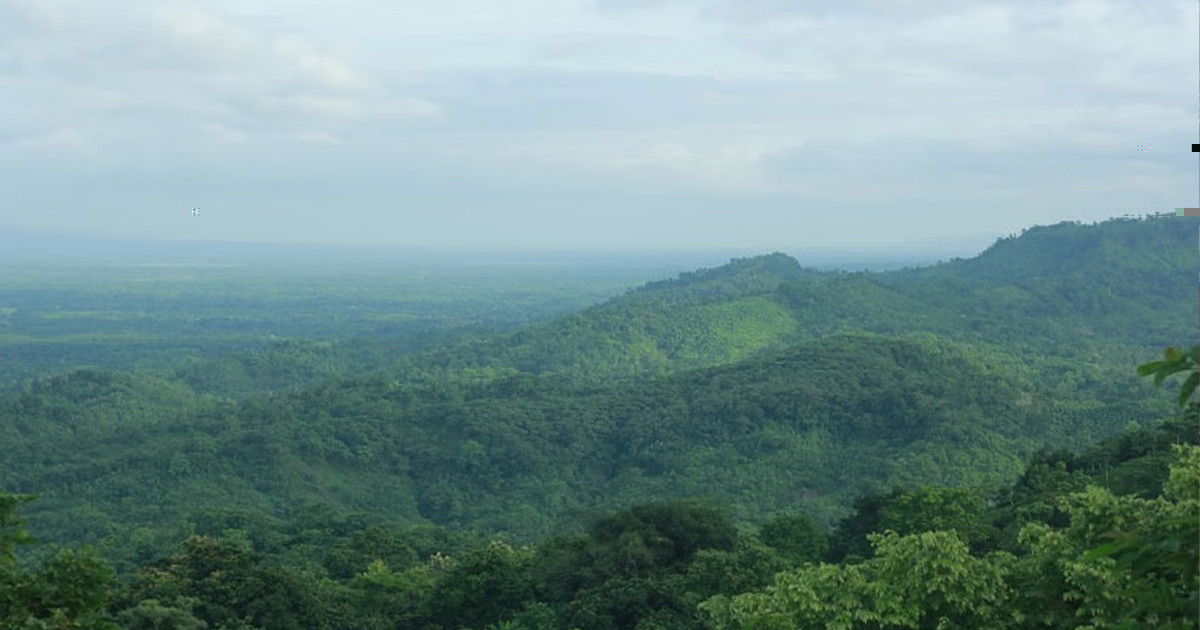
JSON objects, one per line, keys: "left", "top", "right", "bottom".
{"left": 119, "top": 215, "right": 1195, "bottom": 399}
{"left": 878, "top": 216, "right": 1196, "bottom": 346}
{"left": 1, "top": 333, "right": 1174, "bottom": 574}
{"left": 401, "top": 215, "right": 1195, "bottom": 398}
{"left": 3, "top": 361, "right": 1195, "bottom": 630}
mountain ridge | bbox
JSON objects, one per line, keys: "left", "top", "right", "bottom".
{"left": 391, "top": 214, "right": 1195, "bottom": 385}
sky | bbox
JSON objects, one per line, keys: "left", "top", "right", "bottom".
{"left": 1, "top": 0, "right": 1197, "bottom": 253}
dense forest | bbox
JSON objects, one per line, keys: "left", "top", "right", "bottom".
{"left": 0, "top": 215, "right": 1197, "bottom": 628}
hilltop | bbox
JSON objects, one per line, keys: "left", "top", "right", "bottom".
{"left": 399, "top": 214, "right": 1196, "bottom": 389}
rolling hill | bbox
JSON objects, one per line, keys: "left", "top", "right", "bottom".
{"left": 402, "top": 215, "right": 1196, "bottom": 390}
{"left": 0, "top": 214, "right": 1193, "bottom": 573}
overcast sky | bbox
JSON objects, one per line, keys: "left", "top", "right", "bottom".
{"left": 2, "top": 0, "right": 1196, "bottom": 253}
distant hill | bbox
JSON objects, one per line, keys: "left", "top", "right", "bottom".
{"left": 403, "top": 214, "right": 1197, "bottom": 389}
{"left": 623, "top": 253, "right": 818, "bottom": 303}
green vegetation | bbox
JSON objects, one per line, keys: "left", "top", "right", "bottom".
{"left": 2, "top": 391, "right": 1194, "bottom": 628}
{"left": 0, "top": 332, "right": 1175, "bottom": 568}
{"left": 0, "top": 214, "right": 1196, "bottom": 627}
{"left": 0, "top": 260, "right": 670, "bottom": 390}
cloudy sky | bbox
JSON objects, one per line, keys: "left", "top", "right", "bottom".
{"left": 2, "top": 0, "right": 1196, "bottom": 253}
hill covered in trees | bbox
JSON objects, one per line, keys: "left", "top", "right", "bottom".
{"left": 0, "top": 334, "right": 1102, "bottom": 559}
{"left": 4, "top": 374, "right": 1195, "bottom": 629}
{"left": 0, "top": 214, "right": 1196, "bottom": 628}
{"left": 401, "top": 216, "right": 1195, "bottom": 387}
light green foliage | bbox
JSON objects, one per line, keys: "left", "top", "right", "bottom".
{"left": 347, "top": 558, "right": 437, "bottom": 629}
{"left": 701, "top": 530, "right": 1012, "bottom": 630}
{"left": 1013, "top": 444, "right": 1199, "bottom": 629}
{"left": 1164, "top": 442, "right": 1200, "bottom": 503}
{"left": 877, "top": 487, "right": 995, "bottom": 550}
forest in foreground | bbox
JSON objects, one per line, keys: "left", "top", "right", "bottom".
{"left": 0, "top": 215, "right": 1197, "bottom": 628}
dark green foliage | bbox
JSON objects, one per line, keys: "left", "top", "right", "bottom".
{"left": 117, "top": 598, "right": 208, "bottom": 630}
{"left": 0, "top": 335, "right": 1180, "bottom": 571}
{"left": 0, "top": 493, "right": 38, "bottom": 562}
{"left": 0, "top": 493, "right": 119, "bottom": 629}
{"left": 119, "top": 534, "right": 358, "bottom": 630}
{"left": 627, "top": 253, "right": 813, "bottom": 302}
{"left": 522, "top": 502, "right": 744, "bottom": 630}
{"left": 826, "top": 488, "right": 906, "bottom": 563}
{"left": 683, "top": 536, "right": 788, "bottom": 600}
{"left": 425, "top": 542, "right": 535, "bottom": 630}
{"left": 322, "top": 525, "right": 419, "bottom": 580}
{"left": 587, "top": 502, "right": 737, "bottom": 573}
{"left": 757, "top": 513, "right": 827, "bottom": 566}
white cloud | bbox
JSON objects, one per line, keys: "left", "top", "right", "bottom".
{"left": 379, "top": 98, "right": 445, "bottom": 122}
{"left": 293, "top": 130, "right": 342, "bottom": 145}
{"left": 14, "top": 127, "right": 102, "bottom": 158}
{"left": 270, "top": 36, "right": 366, "bottom": 90}
{"left": 0, "top": 0, "right": 1194, "bottom": 250}
{"left": 0, "top": 0, "right": 440, "bottom": 160}
{"left": 201, "top": 122, "right": 250, "bottom": 145}
{"left": 154, "top": 5, "right": 258, "bottom": 60}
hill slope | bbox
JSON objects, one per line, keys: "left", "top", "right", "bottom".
{"left": 403, "top": 215, "right": 1196, "bottom": 395}
{"left": 2, "top": 333, "right": 1172, "bottom": 569}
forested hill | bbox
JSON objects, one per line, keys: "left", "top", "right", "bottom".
{"left": 156, "top": 215, "right": 1195, "bottom": 397}
{"left": 870, "top": 215, "right": 1197, "bottom": 347}
{"left": 403, "top": 214, "right": 1196, "bottom": 384}
{"left": 0, "top": 332, "right": 1173, "bottom": 572}
{"left": 622, "top": 252, "right": 818, "bottom": 303}
{"left": 422, "top": 253, "right": 821, "bottom": 377}
{"left": 926, "top": 215, "right": 1195, "bottom": 285}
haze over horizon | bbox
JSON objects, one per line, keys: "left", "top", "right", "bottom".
{"left": 0, "top": 222, "right": 1006, "bottom": 274}
{"left": 2, "top": 0, "right": 1196, "bottom": 251}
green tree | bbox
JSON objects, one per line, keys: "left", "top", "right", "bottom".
{"left": 701, "top": 530, "right": 1013, "bottom": 630}
{"left": 1013, "top": 444, "right": 1199, "bottom": 629}
{"left": 878, "top": 487, "right": 996, "bottom": 552}
{"left": 757, "top": 513, "right": 828, "bottom": 566}
{"left": 683, "top": 536, "right": 787, "bottom": 601}
{"left": 116, "top": 598, "right": 208, "bottom": 629}
{"left": 425, "top": 541, "right": 535, "bottom": 630}
{"left": 347, "top": 558, "right": 435, "bottom": 629}
{"left": 0, "top": 492, "right": 119, "bottom": 629}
